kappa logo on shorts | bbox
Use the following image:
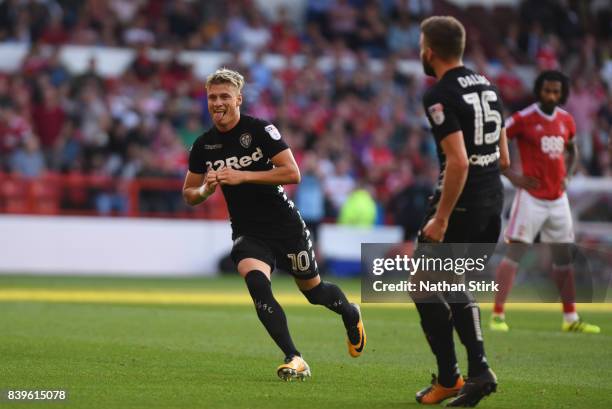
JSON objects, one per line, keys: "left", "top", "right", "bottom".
{"left": 239, "top": 133, "right": 252, "bottom": 148}
{"left": 265, "top": 124, "right": 281, "bottom": 140}
{"left": 428, "top": 103, "right": 445, "bottom": 125}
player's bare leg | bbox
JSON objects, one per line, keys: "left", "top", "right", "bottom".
{"left": 492, "top": 242, "right": 600, "bottom": 333}
{"left": 550, "top": 245, "right": 601, "bottom": 334}
{"left": 490, "top": 242, "right": 528, "bottom": 332}
{"left": 296, "top": 275, "right": 365, "bottom": 357}
{"left": 238, "top": 258, "right": 309, "bottom": 380}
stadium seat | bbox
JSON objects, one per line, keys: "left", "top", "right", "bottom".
{"left": 1, "top": 179, "right": 29, "bottom": 214}
{"left": 30, "top": 179, "right": 60, "bottom": 215}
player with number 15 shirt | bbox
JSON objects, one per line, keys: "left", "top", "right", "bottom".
{"left": 408, "top": 16, "right": 511, "bottom": 408}
{"left": 423, "top": 65, "right": 506, "bottom": 209}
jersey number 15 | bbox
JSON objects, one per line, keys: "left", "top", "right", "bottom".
{"left": 463, "top": 91, "right": 502, "bottom": 146}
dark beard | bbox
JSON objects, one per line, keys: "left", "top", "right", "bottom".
{"left": 539, "top": 102, "right": 556, "bottom": 115}
{"left": 421, "top": 57, "right": 436, "bottom": 77}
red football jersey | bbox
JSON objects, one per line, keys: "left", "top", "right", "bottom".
{"left": 506, "top": 103, "right": 576, "bottom": 200}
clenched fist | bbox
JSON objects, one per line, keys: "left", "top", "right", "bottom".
{"left": 216, "top": 167, "right": 246, "bottom": 185}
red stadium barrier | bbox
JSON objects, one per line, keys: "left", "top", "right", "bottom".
{"left": 0, "top": 172, "right": 228, "bottom": 220}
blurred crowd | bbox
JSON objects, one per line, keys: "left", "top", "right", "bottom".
{"left": 0, "top": 0, "right": 610, "bottom": 234}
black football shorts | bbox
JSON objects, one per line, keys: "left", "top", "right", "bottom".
{"left": 411, "top": 199, "right": 502, "bottom": 301}
{"left": 415, "top": 198, "right": 502, "bottom": 272}
{"left": 418, "top": 195, "right": 503, "bottom": 245}
{"left": 230, "top": 229, "right": 319, "bottom": 280}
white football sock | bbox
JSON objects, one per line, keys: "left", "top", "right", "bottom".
{"left": 563, "top": 312, "right": 579, "bottom": 323}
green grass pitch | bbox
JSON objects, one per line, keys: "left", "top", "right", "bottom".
{"left": 0, "top": 274, "right": 611, "bottom": 409}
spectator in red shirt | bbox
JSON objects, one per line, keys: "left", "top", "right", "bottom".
{"left": 21, "top": 42, "right": 50, "bottom": 78}
{"left": 131, "top": 45, "right": 157, "bottom": 82}
{"left": 40, "top": 14, "right": 68, "bottom": 45}
{"left": 270, "top": 6, "right": 302, "bottom": 55}
{"left": 0, "top": 100, "right": 32, "bottom": 163}
{"left": 31, "top": 85, "right": 65, "bottom": 152}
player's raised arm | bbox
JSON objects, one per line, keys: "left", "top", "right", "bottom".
{"left": 182, "top": 170, "right": 218, "bottom": 206}
{"left": 217, "top": 148, "right": 300, "bottom": 186}
{"left": 422, "top": 131, "right": 469, "bottom": 242}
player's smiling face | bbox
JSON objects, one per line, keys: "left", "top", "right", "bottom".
{"left": 539, "top": 80, "right": 562, "bottom": 112}
{"left": 207, "top": 83, "right": 242, "bottom": 132}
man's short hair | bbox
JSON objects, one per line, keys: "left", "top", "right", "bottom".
{"left": 533, "top": 70, "right": 570, "bottom": 105}
{"left": 206, "top": 68, "right": 245, "bottom": 92}
{"left": 420, "top": 16, "right": 466, "bottom": 61}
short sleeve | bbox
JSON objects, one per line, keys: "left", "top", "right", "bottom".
{"left": 423, "top": 90, "right": 461, "bottom": 142}
{"left": 188, "top": 138, "right": 207, "bottom": 173}
{"left": 258, "top": 121, "right": 289, "bottom": 158}
{"left": 505, "top": 112, "right": 522, "bottom": 140}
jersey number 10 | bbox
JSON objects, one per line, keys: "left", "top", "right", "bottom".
{"left": 287, "top": 251, "right": 311, "bottom": 272}
{"left": 463, "top": 91, "right": 502, "bottom": 146}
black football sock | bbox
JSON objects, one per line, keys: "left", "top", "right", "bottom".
{"left": 415, "top": 299, "right": 460, "bottom": 387}
{"left": 244, "top": 270, "right": 300, "bottom": 358}
{"left": 449, "top": 301, "right": 490, "bottom": 378}
{"left": 301, "top": 281, "right": 359, "bottom": 328}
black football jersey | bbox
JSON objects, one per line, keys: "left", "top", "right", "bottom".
{"left": 423, "top": 66, "right": 505, "bottom": 208}
{"left": 189, "top": 115, "right": 304, "bottom": 239}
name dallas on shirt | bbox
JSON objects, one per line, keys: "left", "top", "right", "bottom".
{"left": 205, "top": 147, "right": 264, "bottom": 171}
{"left": 457, "top": 74, "right": 490, "bottom": 88}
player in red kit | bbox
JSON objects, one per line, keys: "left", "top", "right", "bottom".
{"left": 490, "top": 70, "right": 600, "bottom": 334}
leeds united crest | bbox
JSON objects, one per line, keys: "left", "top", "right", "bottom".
{"left": 240, "top": 133, "right": 252, "bottom": 148}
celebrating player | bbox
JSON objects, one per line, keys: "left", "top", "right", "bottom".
{"left": 182, "top": 68, "right": 366, "bottom": 381}
{"left": 412, "top": 16, "right": 510, "bottom": 406}
{"left": 490, "top": 70, "right": 600, "bottom": 334}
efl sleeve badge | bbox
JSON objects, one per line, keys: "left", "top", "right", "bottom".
{"left": 427, "top": 103, "right": 445, "bottom": 125}
{"left": 265, "top": 124, "right": 282, "bottom": 140}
